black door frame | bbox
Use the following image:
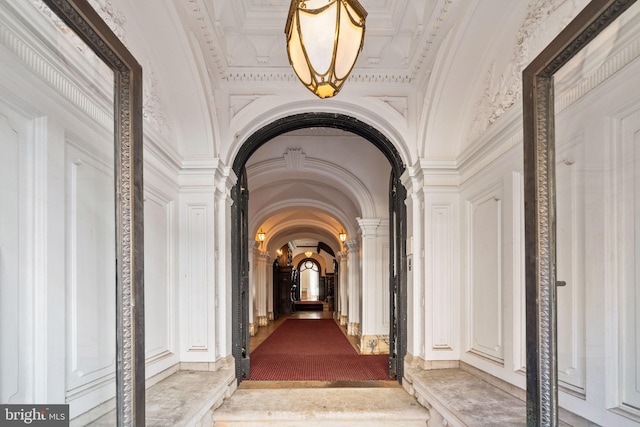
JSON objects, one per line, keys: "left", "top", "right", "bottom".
{"left": 231, "top": 112, "right": 407, "bottom": 383}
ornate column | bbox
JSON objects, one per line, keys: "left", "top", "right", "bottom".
{"left": 345, "top": 239, "right": 360, "bottom": 335}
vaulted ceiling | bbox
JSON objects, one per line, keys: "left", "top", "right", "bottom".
{"left": 91, "top": 0, "right": 592, "bottom": 252}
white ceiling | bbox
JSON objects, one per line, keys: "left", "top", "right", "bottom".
{"left": 185, "top": 0, "right": 453, "bottom": 87}
{"left": 206, "top": 0, "right": 427, "bottom": 68}
{"left": 91, "top": 0, "right": 595, "bottom": 252}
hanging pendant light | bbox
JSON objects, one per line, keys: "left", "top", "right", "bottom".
{"left": 285, "top": 0, "right": 367, "bottom": 99}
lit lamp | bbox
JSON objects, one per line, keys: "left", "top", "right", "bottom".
{"left": 285, "top": 0, "right": 367, "bottom": 98}
{"left": 339, "top": 229, "right": 347, "bottom": 243}
{"left": 305, "top": 251, "right": 313, "bottom": 258}
{"left": 257, "top": 228, "right": 266, "bottom": 246}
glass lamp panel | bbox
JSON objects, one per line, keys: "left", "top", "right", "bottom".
{"left": 288, "top": 15, "right": 313, "bottom": 85}
{"left": 298, "top": 2, "right": 338, "bottom": 76}
{"left": 334, "top": 2, "right": 364, "bottom": 79}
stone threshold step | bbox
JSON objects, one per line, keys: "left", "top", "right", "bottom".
{"left": 212, "top": 388, "right": 429, "bottom": 427}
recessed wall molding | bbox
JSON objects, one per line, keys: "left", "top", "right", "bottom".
{"left": 466, "top": 182, "right": 504, "bottom": 364}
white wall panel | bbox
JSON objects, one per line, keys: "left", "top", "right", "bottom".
{"left": 555, "top": 136, "right": 586, "bottom": 393}
{"left": 186, "top": 205, "right": 210, "bottom": 350}
{"left": 144, "top": 190, "right": 173, "bottom": 360}
{"left": 381, "top": 241, "right": 390, "bottom": 330}
{"left": 0, "top": 113, "right": 29, "bottom": 403}
{"left": 467, "top": 185, "right": 503, "bottom": 363}
{"left": 619, "top": 109, "right": 640, "bottom": 411}
{"left": 65, "top": 139, "right": 115, "bottom": 397}
{"left": 511, "top": 171, "right": 526, "bottom": 373}
{"left": 431, "top": 204, "right": 453, "bottom": 350}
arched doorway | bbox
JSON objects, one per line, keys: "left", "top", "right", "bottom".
{"left": 295, "top": 258, "right": 320, "bottom": 302}
{"left": 231, "top": 112, "right": 407, "bottom": 384}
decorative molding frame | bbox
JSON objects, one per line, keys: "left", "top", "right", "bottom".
{"left": 522, "top": 1, "right": 636, "bottom": 425}
{"left": 42, "top": 0, "right": 145, "bottom": 425}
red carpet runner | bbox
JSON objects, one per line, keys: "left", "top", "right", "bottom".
{"left": 248, "top": 318, "right": 392, "bottom": 381}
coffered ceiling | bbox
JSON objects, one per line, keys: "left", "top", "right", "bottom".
{"left": 186, "top": 0, "right": 454, "bottom": 85}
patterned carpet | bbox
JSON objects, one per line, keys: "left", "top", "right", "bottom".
{"left": 248, "top": 319, "right": 391, "bottom": 381}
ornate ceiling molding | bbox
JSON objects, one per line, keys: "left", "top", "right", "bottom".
{"left": 409, "top": 0, "right": 455, "bottom": 81}
{"left": 224, "top": 69, "right": 412, "bottom": 84}
{"left": 185, "top": 0, "right": 228, "bottom": 80}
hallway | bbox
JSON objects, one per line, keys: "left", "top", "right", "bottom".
{"left": 210, "top": 311, "right": 423, "bottom": 426}
{"left": 3, "top": 1, "right": 640, "bottom": 426}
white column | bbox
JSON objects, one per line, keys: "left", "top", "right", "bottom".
{"left": 357, "top": 218, "right": 387, "bottom": 349}
{"left": 337, "top": 251, "right": 348, "bottom": 324}
{"left": 267, "top": 255, "right": 275, "bottom": 321}
{"left": 401, "top": 167, "right": 425, "bottom": 363}
{"left": 249, "top": 240, "right": 259, "bottom": 336}
{"left": 215, "top": 167, "right": 236, "bottom": 363}
{"left": 345, "top": 239, "right": 360, "bottom": 335}
{"left": 256, "top": 250, "right": 269, "bottom": 327}
{"left": 408, "top": 161, "right": 460, "bottom": 364}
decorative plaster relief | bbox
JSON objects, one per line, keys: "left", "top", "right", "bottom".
{"left": 468, "top": 0, "right": 570, "bottom": 142}
{"left": 283, "top": 148, "right": 306, "bottom": 171}
{"left": 86, "top": 0, "right": 126, "bottom": 42}
{"left": 143, "top": 70, "right": 170, "bottom": 136}
{"left": 33, "top": 0, "right": 125, "bottom": 47}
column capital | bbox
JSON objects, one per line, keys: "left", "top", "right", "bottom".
{"left": 344, "top": 239, "right": 359, "bottom": 253}
{"left": 356, "top": 218, "right": 381, "bottom": 236}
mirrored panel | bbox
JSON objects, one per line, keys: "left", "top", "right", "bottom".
{"left": 555, "top": 0, "right": 640, "bottom": 414}
{"left": 0, "top": 0, "right": 143, "bottom": 424}
{"left": 524, "top": 0, "right": 639, "bottom": 423}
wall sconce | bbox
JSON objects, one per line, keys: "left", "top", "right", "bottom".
{"left": 305, "top": 251, "right": 313, "bottom": 258}
{"left": 339, "top": 229, "right": 347, "bottom": 243}
{"left": 276, "top": 249, "right": 283, "bottom": 257}
{"left": 257, "top": 228, "right": 266, "bottom": 246}
{"left": 285, "top": 0, "right": 367, "bottom": 98}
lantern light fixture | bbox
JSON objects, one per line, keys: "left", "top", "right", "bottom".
{"left": 339, "top": 229, "right": 347, "bottom": 243}
{"left": 305, "top": 251, "right": 313, "bottom": 258}
{"left": 257, "top": 228, "right": 266, "bottom": 244}
{"left": 285, "top": 0, "right": 367, "bottom": 99}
